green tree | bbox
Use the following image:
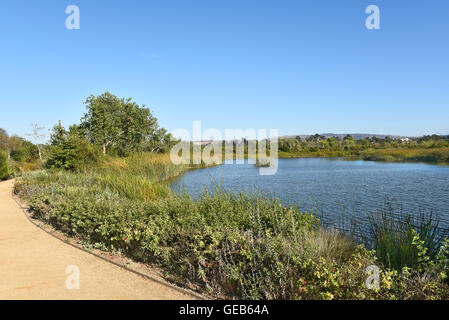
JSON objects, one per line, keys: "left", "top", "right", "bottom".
{"left": 46, "top": 122, "right": 100, "bottom": 170}
{"left": 0, "top": 150, "right": 9, "bottom": 180}
{"left": 7, "top": 135, "right": 23, "bottom": 160}
{"left": 327, "top": 137, "right": 339, "bottom": 149}
{"left": 50, "top": 121, "right": 68, "bottom": 146}
{"left": 19, "top": 141, "right": 40, "bottom": 162}
{"left": 81, "top": 92, "right": 160, "bottom": 155}
{"left": 0, "top": 128, "right": 8, "bottom": 152}
{"left": 0, "top": 128, "right": 39, "bottom": 164}
{"left": 319, "top": 139, "right": 330, "bottom": 150}
{"left": 144, "top": 127, "right": 177, "bottom": 153}
{"left": 343, "top": 134, "right": 356, "bottom": 150}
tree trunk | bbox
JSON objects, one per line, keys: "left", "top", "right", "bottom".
{"left": 103, "top": 144, "right": 106, "bottom": 155}
{"left": 37, "top": 145, "right": 43, "bottom": 162}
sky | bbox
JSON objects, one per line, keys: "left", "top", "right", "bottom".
{"left": 0, "top": 0, "right": 448, "bottom": 141}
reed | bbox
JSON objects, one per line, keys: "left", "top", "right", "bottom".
{"left": 361, "top": 201, "right": 446, "bottom": 270}
{"left": 14, "top": 152, "right": 449, "bottom": 299}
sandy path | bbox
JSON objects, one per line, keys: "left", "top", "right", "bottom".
{"left": 0, "top": 179, "right": 195, "bottom": 300}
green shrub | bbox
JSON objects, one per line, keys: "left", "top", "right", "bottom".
{"left": 14, "top": 155, "right": 449, "bottom": 300}
{"left": 46, "top": 136, "right": 101, "bottom": 170}
{"left": 10, "top": 141, "right": 40, "bottom": 163}
{"left": 0, "top": 150, "right": 9, "bottom": 180}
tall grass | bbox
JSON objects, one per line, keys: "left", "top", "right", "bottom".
{"left": 94, "top": 153, "right": 187, "bottom": 201}
{"left": 14, "top": 153, "right": 378, "bottom": 299}
{"left": 14, "top": 152, "right": 449, "bottom": 299}
{"left": 360, "top": 148, "right": 449, "bottom": 164}
{"left": 360, "top": 201, "right": 447, "bottom": 270}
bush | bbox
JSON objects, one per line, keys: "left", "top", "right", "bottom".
{"left": 14, "top": 155, "right": 449, "bottom": 299}
{"left": 0, "top": 150, "right": 9, "bottom": 180}
{"left": 10, "top": 141, "right": 39, "bottom": 163}
{"left": 46, "top": 136, "right": 101, "bottom": 170}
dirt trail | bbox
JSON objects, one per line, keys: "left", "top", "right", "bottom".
{"left": 0, "top": 179, "right": 195, "bottom": 300}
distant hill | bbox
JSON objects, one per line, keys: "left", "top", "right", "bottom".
{"left": 192, "top": 133, "right": 423, "bottom": 143}
{"left": 280, "top": 133, "right": 412, "bottom": 140}
{"left": 191, "top": 133, "right": 449, "bottom": 143}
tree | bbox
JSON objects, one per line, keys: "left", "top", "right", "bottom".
{"left": 0, "top": 150, "right": 9, "bottom": 180}
{"left": 13, "top": 140, "right": 39, "bottom": 163}
{"left": 343, "top": 135, "right": 356, "bottom": 150}
{"left": 25, "top": 123, "right": 46, "bottom": 162}
{"left": 7, "top": 136, "right": 23, "bottom": 160}
{"left": 81, "top": 92, "right": 161, "bottom": 155}
{"left": 319, "top": 139, "right": 330, "bottom": 150}
{"left": 307, "top": 134, "right": 325, "bottom": 142}
{"left": 116, "top": 98, "right": 158, "bottom": 155}
{"left": 46, "top": 121, "right": 100, "bottom": 170}
{"left": 144, "top": 128, "right": 177, "bottom": 153}
{"left": 360, "top": 138, "right": 371, "bottom": 149}
{"left": 0, "top": 128, "right": 40, "bottom": 163}
{"left": 50, "top": 121, "right": 68, "bottom": 146}
{"left": 0, "top": 129, "right": 10, "bottom": 158}
{"left": 327, "top": 137, "right": 339, "bottom": 149}
{"left": 80, "top": 92, "right": 123, "bottom": 154}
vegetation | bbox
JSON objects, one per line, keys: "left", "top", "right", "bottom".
{"left": 0, "top": 127, "right": 41, "bottom": 177}
{"left": 45, "top": 121, "right": 101, "bottom": 171}
{"left": 363, "top": 203, "right": 446, "bottom": 271}
{"left": 193, "top": 134, "right": 449, "bottom": 165}
{"left": 7, "top": 92, "right": 449, "bottom": 299}
{"left": 0, "top": 150, "right": 9, "bottom": 180}
{"left": 255, "top": 156, "right": 271, "bottom": 167}
{"left": 15, "top": 152, "right": 449, "bottom": 299}
{"left": 359, "top": 148, "right": 449, "bottom": 164}
{"left": 275, "top": 134, "right": 449, "bottom": 164}
{"left": 80, "top": 92, "right": 176, "bottom": 156}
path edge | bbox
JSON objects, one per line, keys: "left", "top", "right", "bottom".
{"left": 9, "top": 180, "right": 205, "bottom": 300}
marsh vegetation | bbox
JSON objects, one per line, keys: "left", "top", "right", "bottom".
{"left": 6, "top": 92, "right": 449, "bottom": 299}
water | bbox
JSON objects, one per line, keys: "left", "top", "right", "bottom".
{"left": 170, "top": 158, "right": 449, "bottom": 231}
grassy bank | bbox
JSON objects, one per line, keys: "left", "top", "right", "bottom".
{"left": 358, "top": 148, "right": 449, "bottom": 164}
{"left": 276, "top": 147, "right": 449, "bottom": 165}
{"left": 278, "top": 150, "right": 358, "bottom": 159}
{"left": 14, "top": 153, "right": 449, "bottom": 299}
{"left": 275, "top": 134, "right": 449, "bottom": 165}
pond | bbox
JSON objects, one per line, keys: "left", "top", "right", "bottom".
{"left": 171, "top": 158, "right": 449, "bottom": 232}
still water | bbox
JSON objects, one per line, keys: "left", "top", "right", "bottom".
{"left": 171, "top": 158, "right": 449, "bottom": 231}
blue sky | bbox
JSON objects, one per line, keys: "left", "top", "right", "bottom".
{"left": 0, "top": 0, "right": 448, "bottom": 140}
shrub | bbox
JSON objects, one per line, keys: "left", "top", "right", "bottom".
{"left": 0, "top": 150, "right": 9, "bottom": 180}
{"left": 10, "top": 141, "right": 39, "bottom": 163}
{"left": 14, "top": 155, "right": 449, "bottom": 299}
{"left": 46, "top": 136, "right": 101, "bottom": 170}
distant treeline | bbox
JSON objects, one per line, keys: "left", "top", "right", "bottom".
{"left": 0, "top": 128, "right": 41, "bottom": 179}
{"left": 1, "top": 92, "right": 178, "bottom": 176}
{"left": 188, "top": 133, "right": 449, "bottom": 164}
{"left": 2, "top": 91, "right": 449, "bottom": 179}
{"left": 277, "top": 134, "right": 449, "bottom": 154}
